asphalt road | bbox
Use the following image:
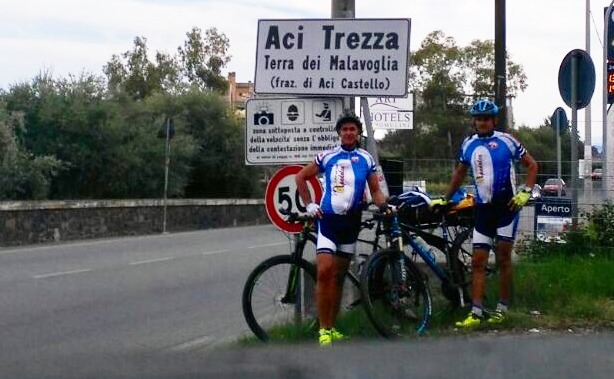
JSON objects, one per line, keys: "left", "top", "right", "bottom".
{"left": 0, "top": 225, "right": 292, "bottom": 375}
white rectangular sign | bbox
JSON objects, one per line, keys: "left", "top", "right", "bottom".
{"left": 245, "top": 97, "right": 343, "bottom": 165}
{"left": 254, "top": 19, "right": 411, "bottom": 97}
{"left": 365, "top": 94, "right": 414, "bottom": 130}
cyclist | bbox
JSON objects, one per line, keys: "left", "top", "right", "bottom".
{"left": 433, "top": 99, "right": 538, "bottom": 327}
{"left": 295, "top": 111, "right": 388, "bottom": 346}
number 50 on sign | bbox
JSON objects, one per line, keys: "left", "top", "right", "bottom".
{"left": 265, "top": 165, "right": 323, "bottom": 233}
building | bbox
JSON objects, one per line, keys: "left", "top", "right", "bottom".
{"left": 227, "top": 72, "right": 254, "bottom": 111}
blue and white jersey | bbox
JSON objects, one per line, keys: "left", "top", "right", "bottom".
{"left": 315, "top": 146, "right": 377, "bottom": 215}
{"left": 458, "top": 131, "right": 526, "bottom": 204}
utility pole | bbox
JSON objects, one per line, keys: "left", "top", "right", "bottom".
{"left": 584, "top": 0, "right": 592, "bottom": 199}
{"left": 331, "top": 0, "right": 356, "bottom": 116}
{"left": 494, "top": 0, "right": 507, "bottom": 131}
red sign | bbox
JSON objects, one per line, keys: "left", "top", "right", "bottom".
{"left": 265, "top": 165, "right": 323, "bottom": 233}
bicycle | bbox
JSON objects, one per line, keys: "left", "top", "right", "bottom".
{"left": 360, "top": 191, "right": 485, "bottom": 338}
{"left": 241, "top": 208, "right": 383, "bottom": 342}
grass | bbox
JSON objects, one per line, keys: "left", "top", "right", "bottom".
{"left": 240, "top": 254, "right": 614, "bottom": 344}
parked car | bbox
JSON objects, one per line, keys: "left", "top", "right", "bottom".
{"left": 541, "top": 178, "right": 566, "bottom": 196}
{"left": 591, "top": 168, "right": 603, "bottom": 181}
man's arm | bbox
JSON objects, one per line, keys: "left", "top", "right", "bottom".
{"left": 520, "top": 152, "right": 538, "bottom": 189}
{"left": 444, "top": 163, "right": 469, "bottom": 200}
{"left": 295, "top": 162, "right": 320, "bottom": 205}
{"left": 367, "top": 172, "right": 387, "bottom": 208}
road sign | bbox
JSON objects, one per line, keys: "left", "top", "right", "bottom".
{"left": 557, "top": 49, "right": 595, "bottom": 109}
{"left": 363, "top": 95, "right": 414, "bottom": 130}
{"left": 245, "top": 97, "right": 343, "bottom": 165}
{"left": 550, "top": 107, "right": 568, "bottom": 136}
{"left": 254, "top": 18, "right": 411, "bottom": 97}
{"left": 533, "top": 198, "right": 572, "bottom": 243}
{"left": 265, "top": 165, "right": 323, "bottom": 233}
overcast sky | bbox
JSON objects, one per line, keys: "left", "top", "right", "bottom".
{"left": 0, "top": 0, "right": 608, "bottom": 145}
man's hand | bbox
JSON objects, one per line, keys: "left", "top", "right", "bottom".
{"left": 306, "top": 203, "right": 322, "bottom": 218}
{"left": 378, "top": 204, "right": 395, "bottom": 216}
{"left": 508, "top": 191, "right": 530, "bottom": 212}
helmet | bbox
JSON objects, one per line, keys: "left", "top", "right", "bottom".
{"left": 335, "top": 111, "right": 363, "bottom": 133}
{"left": 469, "top": 99, "right": 499, "bottom": 117}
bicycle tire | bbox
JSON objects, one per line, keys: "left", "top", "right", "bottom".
{"left": 443, "top": 227, "right": 473, "bottom": 307}
{"left": 361, "top": 248, "right": 432, "bottom": 338}
{"left": 242, "top": 255, "right": 317, "bottom": 341}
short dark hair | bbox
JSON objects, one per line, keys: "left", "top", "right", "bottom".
{"left": 335, "top": 112, "right": 363, "bottom": 133}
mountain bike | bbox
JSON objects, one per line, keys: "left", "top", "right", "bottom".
{"left": 241, "top": 209, "right": 382, "bottom": 342}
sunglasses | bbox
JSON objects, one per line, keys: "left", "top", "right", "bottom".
{"left": 474, "top": 116, "right": 494, "bottom": 122}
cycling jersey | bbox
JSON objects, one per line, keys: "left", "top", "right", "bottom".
{"left": 457, "top": 131, "right": 526, "bottom": 204}
{"left": 315, "top": 146, "right": 376, "bottom": 215}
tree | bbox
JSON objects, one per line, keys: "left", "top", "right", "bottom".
{"left": 179, "top": 90, "right": 263, "bottom": 198}
{"left": 103, "top": 27, "right": 231, "bottom": 99}
{"left": 380, "top": 31, "right": 528, "bottom": 163}
{"left": 3, "top": 73, "right": 198, "bottom": 199}
{"left": 103, "top": 36, "right": 182, "bottom": 100}
{"left": 177, "top": 27, "right": 231, "bottom": 93}
{"left": 0, "top": 98, "right": 63, "bottom": 200}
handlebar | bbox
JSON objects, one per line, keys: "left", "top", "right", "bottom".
{"left": 278, "top": 208, "right": 314, "bottom": 223}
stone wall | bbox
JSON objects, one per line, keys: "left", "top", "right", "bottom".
{"left": 0, "top": 199, "right": 267, "bottom": 247}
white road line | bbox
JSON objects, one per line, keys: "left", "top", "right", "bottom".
{"left": 33, "top": 268, "right": 92, "bottom": 279}
{"left": 202, "top": 250, "right": 229, "bottom": 256}
{"left": 129, "top": 257, "right": 173, "bottom": 266}
{"left": 248, "top": 242, "right": 287, "bottom": 249}
{"left": 170, "top": 336, "right": 215, "bottom": 352}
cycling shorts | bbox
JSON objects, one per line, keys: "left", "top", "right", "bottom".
{"left": 473, "top": 201, "right": 519, "bottom": 249}
{"left": 316, "top": 211, "right": 362, "bottom": 257}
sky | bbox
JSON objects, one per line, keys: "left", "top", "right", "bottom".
{"left": 0, "top": 0, "right": 609, "bottom": 146}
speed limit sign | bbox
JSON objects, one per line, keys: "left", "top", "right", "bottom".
{"left": 265, "top": 165, "right": 323, "bottom": 233}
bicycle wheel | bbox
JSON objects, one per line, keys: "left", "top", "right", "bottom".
{"left": 443, "top": 227, "right": 473, "bottom": 307}
{"left": 242, "top": 255, "right": 317, "bottom": 341}
{"left": 361, "top": 248, "right": 432, "bottom": 338}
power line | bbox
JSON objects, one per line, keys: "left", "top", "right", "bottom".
{"left": 590, "top": 10, "right": 604, "bottom": 48}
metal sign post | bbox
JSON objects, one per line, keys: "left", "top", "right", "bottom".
{"left": 558, "top": 49, "right": 595, "bottom": 227}
{"left": 551, "top": 107, "right": 568, "bottom": 197}
{"left": 604, "top": 3, "right": 614, "bottom": 201}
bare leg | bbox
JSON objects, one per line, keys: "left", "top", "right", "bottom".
{"left": 330, "top": 255, "right": 350, "bottom": 322}
{"left": 495, "top": 240, "right": 514, "bottom": 304}
{"left": 471, "top": 247, "right": 490, "bottom": 307}
{"left": 316, "top": 254, "right": 342, "bottom": 329}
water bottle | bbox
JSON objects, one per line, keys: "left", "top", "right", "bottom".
{"left": 413, "top": 235, "right": 436, "bottom": 262}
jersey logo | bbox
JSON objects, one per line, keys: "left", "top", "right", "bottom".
{"left": 351, "top": 156, "right": 359, "bottom": 163}
{"left": 474, "top": 154, "right": 485, "bottom": 184}
{"left": 332, "top": 163, "right": 347, "bottom": 193}
{"left": 487, "top": 141, "right": 498, "bottom": 149}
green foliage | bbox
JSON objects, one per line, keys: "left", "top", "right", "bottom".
{"left": 583, "top": 202, "right": 614, "bottom": 252}
{"left": 512, "top": 124, "right": 582, "bottom": 185}
{"left": 0, "top": 99, "right": 64, "bottom": 199}
{"left": 2, "top": 73, "right": 199, "bottom": 199}
{"left": 382, "top": 31, "right": 528, "bottom": 162}
{"left": 179, "top": 90, "right": 264, "bottom": 198}
{"left": 104, "top": 27, "right": 230, "bottom": 99}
